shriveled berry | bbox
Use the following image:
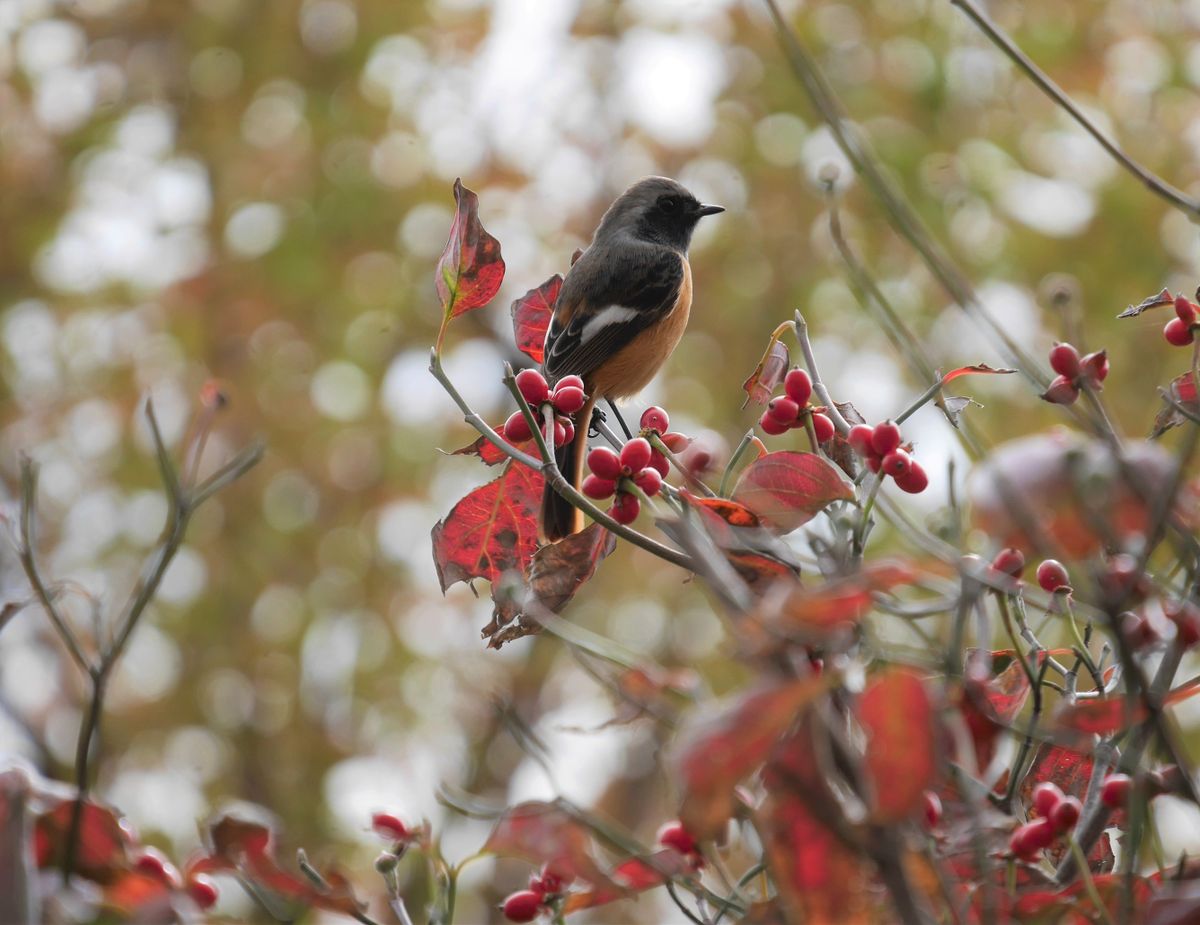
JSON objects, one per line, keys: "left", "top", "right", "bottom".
{"left": 768, "top": 397, "right": 801, "bottom": 425}
{"left": 894, "top": 460, "right": 928, "bottom": 494}
{"left": 554, "top": 375, "right": 584, "bottom": 392}
{"left": 881, "top": 449, "right": 912, "bottom": 478}
{"left": 871, "top": 421, "right": 902, "bottom": 456}
{"left": 633, "top": 467, "right": 663, "bottom": 497}
{"left": 1036, "top": 559, "right": 1070, "bottom": 593}
{"left": 1050, "top": 795, "right": 1081, "bottom": 832}
{"left": 188, "top": 876, "right": 219, "bottom": 910}
{"left": 1164, "top": 316, "right": 1195, "bottom": 347}
{"left": 1010, "top": 819, "right": 1055, "bottom": 860}
{"left": 1081, "top": 350, "right": 1108, "bottom": 384}
{"left": 923, "top": 791, "right": 942, "bottom": 829}
{"left": 372, "top": 812, "right": 410, "bottom": 842}
{"left": 1049, "top": 343, "right": 1082, "bottom": 379}
{"left": 759, "top": 409, "right": 790, "bottom": 436}
{"left": 502, "top": 890, "right": 544, "bottom": 922}
{"left": 552, "top": 385, "right": 586, "bottom": 414}
{"left": 1175, "top": 295, "right": 1197, "bottom": 324}
{"left": 620, "top": 437, "right": 653, "bottom": 472}
{"left": 515, "top": 369, "right": 550, "bottom": 406}
{"left": 1041, "top": 375, "right": 1079, "bottom": 405}
{"left": 811, "top": 412, "right": 835, "bottom": 443}
{"left": 784, "top": 368, "right": 813, "bottom": 406}
{"left": 610, "top": 493, "right": 640, "bottom": 525}
{"left": 992, "top": 547, "right": 1026, "bottom": 579}
{"left": 847, "top": 424, "right": 875, "bottom": 457}
{"left": 1101, "top": 773, "right": 1132, "bottom": 809}
{"left": 640, "top": 406, "right": 670, "bottom": 433}
{"left": 503, "top": 411, "right": 533, "bottom": 443}
{"left": 657, "top": 821, "right": 698, "bottom": 855}
{"left": 587, "top": 447, "right": 622, "bottom": 480}
{"left": 582, "top": 475, "right": 617, "bottom": 499}
{"left": 1032, "top": 781, "right": 1065, "bottom": 818}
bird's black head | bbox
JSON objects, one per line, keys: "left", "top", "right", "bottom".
{"left": 595, "top": 177, "right": 724, "bottom": 252}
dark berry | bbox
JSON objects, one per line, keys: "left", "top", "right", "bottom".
{"left": 582, "top": 475, "right": 617, "bottom": 499}
{"left": 503, "top": 411, "right": 533, "bottom": 443}
{"left": 640, "top": 406, "right": 670, "bottom": 433}
{"left": 811, "top": 412, "right": 835, "bottom": 443}
{"left": 587, "top": 447, "right": 622, "bottom": 480}
{"left": 784, "top": 368, "right": 813, "bottom": 406}
{"left": 1050, "top": 795, "right": 1081, "bottom": 832}
{"left": 515, "top": 369, "right": 550, "bottom": 406}
{"left": 923, "top": 791, "right": 942, "bottom": 829}
{"left": 1036, "top": 559, "right": 1070, "bottom": 593}
{"left": 552, "top": 385, "right": 586, "bottom": 414}
{"left": 871, "top": 421, "right": 902, "bottom": 456}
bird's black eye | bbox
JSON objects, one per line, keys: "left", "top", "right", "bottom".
{"left": 657, "top": 195, "right": 680, "bottom": 214}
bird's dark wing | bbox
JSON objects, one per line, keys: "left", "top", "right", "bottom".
{"left": 543, "top": 248, "right": 684, "bottom": 383}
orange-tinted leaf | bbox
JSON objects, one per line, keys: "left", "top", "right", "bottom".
{"left": 511, "top": 275, "right": 561, "bottom": 364}
{"left": 941, "top": 363, "right": 1017, "bottom": 383}
{"left": 484, "top": 802, "right": 618, "bottom": 891}
{"left": 685, "top": 494, "right": 763, "bottom": 529}
{"left": 742, "top": 339, "right": 790, "bottom": 407}
{"left": 859, "top": 668, "right": 937, "bottom": 822}
{"left": 34, "top": 800, "right": 132, "bottom": 883}
{"left": 432, "top": 462, "right": 543, "bottom": 593}
{"left": 451, "top": 426, "right": 529, "bottom": 466}
{"left": 732, "top": 451, "right": 853, "bottom": 533}
{"left": 675, "top": 676, "right": 829, "bottom": 840}
{"left": 436, "top": 178, "right": 505, "bottom": 327}
{"left": 561, "top": 849, "right": 694, "bottom": 913}
{"left": 103, "top": 872, "right": 174, "bottom": 916}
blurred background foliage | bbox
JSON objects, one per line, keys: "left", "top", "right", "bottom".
{"left": 1, "top": 0, "right": 1199, "bottom": 920}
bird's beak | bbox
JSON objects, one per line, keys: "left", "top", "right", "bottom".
{"left": 695, "top": 203, "right": 725, "bottom": 217}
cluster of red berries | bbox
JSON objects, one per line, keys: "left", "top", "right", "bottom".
{"left": 636, "top": 405, "right": 691, "bottom": 477}
{"left": 759, "top": 368, "right": 835, "bottom": 442}
{"left": 1164, "top": 295, "right": 1199, "bottom": 347}
{"left": 503, "top": 369, "right": 587, "bottom": 447}
{"left": 1009, "top": 782, "right": 1082, "bottom": 861}
{"left": 501, "top": 865, "right": 567, "bottom": 922}
{"left": 846, "top": 421, "right": 928, "bottom": 493}
{"left": 583, "top": 436, "right": 662, "bottom": 525}
{"left": 1041, "top": 343, "right": 1109, "bottom": 405}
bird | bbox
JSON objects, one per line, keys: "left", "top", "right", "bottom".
{"left": 541, "top": 176, "right": 724, "bottom": 541}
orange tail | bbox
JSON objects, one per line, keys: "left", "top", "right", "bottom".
{"left": 541, "top": 397, "right": 594, "bottom": 542}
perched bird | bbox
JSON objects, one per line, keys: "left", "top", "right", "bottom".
{"left": 541, "top": 177, "right": 723, "bottom": 540}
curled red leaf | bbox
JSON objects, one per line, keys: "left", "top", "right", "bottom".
{"left": 510, "top": 275, "right": 562, "bottom": 365}
{"left": 732, "top": 451, "right": 854, "bottom": 533}
{"left": 742, "top": 339, "right": 790, "bottom": 408}
{"left": 941, "top": 363, "right": 1017, "bottom": 383}
{"left": 436, "top": 178, "right": 505, "bottom": 333}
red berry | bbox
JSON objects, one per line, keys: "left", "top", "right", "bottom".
{"left": 759, "top": 409, "right": 790, "bottom": 436}
{"left": 1048, "top": 343, "right": 1081, "bottom": 379}
{"left": 768, "top": 397, "right": 801, "bottom": 425}
{"left": 657, "top": 821, "right": 698, "bottom": 855}
{"left": 1164, "top": 316, "right": 1195, "bottom": 347}
{"left": 515, "top": 369, "right": 550, "bottom": 406}
{"left": 1050, "top": 795, "right": 1081, "bottom": 832}
{"left": 1080, "top": 350, "right": 1108, "bottom": 384}
{"left": 871, "top": 422, "right": 901, "bottom": 456}
{"left": 503, "top": 411, "right": 533, "bottom": 443}
{"left": 847, "top": 424, "right": 875, "bottom": 457}
{"left": 1101, "top": 773, "right": 1132, "bottom": 809}
{"left": 894, "top": 460, "right": 928, "bottom": 494}
{"left": 1175, "top": 295, "right": 1197, "bottom": 324}
{"left": 187, "top": 876, "right": 219, "bottom": 910}
{"left": 582, "top": 475, "right": 617, "bottom": 499}
{"left": 811, "top": 412, "right": 835, "bottom": 443}
{"left": 648, "top": 448, "right": 670, "bottom": 478}
{"left": 619, "top": 437, "right": 652, "bottom": 472}
{"left": 881, "top": 449, "right": 912, "bottom": 478}
{"left": 784, "top": 368, "right": 813, "bottom": 406}
{"left": 529, "top": 866, "right": 565, "bottom": 897}
{"left": 633, "top": 467, "right": 663, "bottom": 496}
{"left": 923, "top": 791, "right": 942, "bottom": 829}
{"left": 1010, "top": 819, "right": 1056, "bottom": 860}
{"left": 1165, "top": 600, "right": 1200, "bottom": 649}
{"left": 660, "top": 432, "right": 691, "bottom": 453}
{"left": 992, "top": 547, "right": 1025, "bottom": 579}
{"left": 1036, "top": 559, "right": 1070, "bottom": 593}
{"left": 587, "top": 447, "right": 622, "bottom": 480}
{"left": 610, "top": 492, "right": 640, "bottom": 525}
{"left": 640, "top": 406, "right": 670, "bottom": 433}
{"left": 1041, "top": 375, "right": 1080, "bottom": 405}
{"left": 1032, "top": 782, "right": 1064, "bottom": 818}
{"left": 552, "top": 385, "right": 586, "bottom": 414}
{"left": 372, "top": 812, "right": 410, "bottom": 842}
{"left": 134, "top": 848, "right": 181, "bottom": 888}
{"left": 502, "top": 890, "right": 544, "bottom": 922}
{"left": 553, "top": 418, "right": 571, "bottom": 447}
{"left": 554, "top": 375, "right": 584, "bottom": 392}
{"left": 866, "top": 453, "right": 883, "bottom": 473}
{"left": 1120, "top": 611, "right": 1159, "bottom": 649}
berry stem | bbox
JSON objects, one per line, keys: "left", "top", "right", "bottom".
{"left": 1059, "top": 593, "right": 1105, "bottom": 692}
{"left": 792, "top": 311, "right": 851, "bottom": 433}
{"left": 648, "top": 433, "right": 716, "bottom": 497}
{"left": 719, "top": 429, "right": 757, "bottom": 497}
{"left": 852, "top": 472, "right": 885, "bottom": 558}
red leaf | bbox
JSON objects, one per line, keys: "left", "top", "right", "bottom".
{"left": 960, "top": 659, "right": 1030, "bottom": 772}
{"left": 484, "top": 802, "right": 619, "bottom": 891}
{"left": 732, "top": 451, "right": 854, "bottom": 533}
{"left": 1057, "top": 678, "right": 1200, "bottom": 735}
{"left": 34, "top": 800, "right": 132, "bottom": 883}
{"left": 941, "top": 363, "right": 1017, "bottom": 383}
{"left": 103, "top": 872, "right": 174, "bottom": 916}
{"left": 561, "top": 849, "right": 695, "bottom": 913}
{"left": 431, "top": 462, "right": 543, "bottom": 594}
{"left": 858, "top": 668, "right": 938, "bottom": 822}
{"left": 675, "top": 676, "right": 829, "bottom": 840}
{"left": 510, "top": 275, "right": 561, "bottom": 364}
{"left": 742, "top": 339, "right": 790, "bottom": 407}
{"left": 436, "top": 178, "right": 505, "bottom": 328}
{"left": 451, "top": 426, "right": 529, "bottom": 466}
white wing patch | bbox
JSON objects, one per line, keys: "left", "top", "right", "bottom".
{"left": 580, "top": 305, "right": 639, "bottom": 344}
